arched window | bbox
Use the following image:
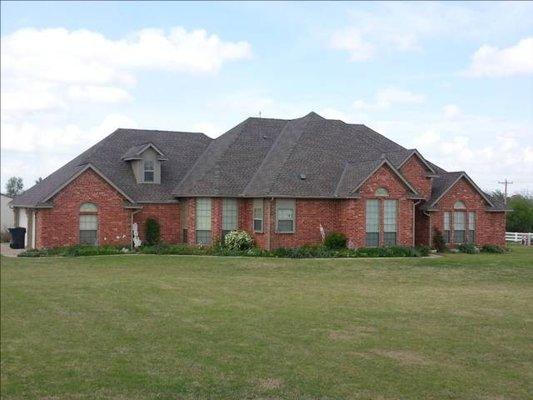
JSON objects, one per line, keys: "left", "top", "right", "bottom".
{"left": 79, "top": 203, "right": 98, "bottom": 245}
{"left": 454, "top": 201, "right": 466, "bottom": 209}
{"left": 375, "top": 187, "right": 389, "bottom": 197}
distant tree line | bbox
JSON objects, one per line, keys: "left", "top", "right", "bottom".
{"left": 492, "top": 190, "right": 533, "bottom": 233}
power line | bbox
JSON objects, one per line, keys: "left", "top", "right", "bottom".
{"left": 498, "top": 179, "right": 513, "bottom": 204}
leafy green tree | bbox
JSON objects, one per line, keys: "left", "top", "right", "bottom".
{"left": 5, "top": 177, "right": 23, "bottom": 196}
{"left": 35, "top": 177, "right": 44, "bottom": 184}
{"left": 506, "top": 195, "right": 533, "bottom": 232}
{"left": 144, "top": 218, "right": 161, "bottom": 245}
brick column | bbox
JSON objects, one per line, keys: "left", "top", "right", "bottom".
{"left": 212, "top": 198, "right": 223, "bottom": 244}
{"left": 187, "top": 198, "right": 196, "bottom": 246}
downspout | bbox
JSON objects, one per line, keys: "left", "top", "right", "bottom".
{"left": 131, "top": 209, "right": 142, "bottom": 250}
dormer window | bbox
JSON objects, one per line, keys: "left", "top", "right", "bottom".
{"left": 144, "top": 160, "right": 155, "bottom": 182}
{"left": 122, "top": 142, "right": 168, "bottom": 185}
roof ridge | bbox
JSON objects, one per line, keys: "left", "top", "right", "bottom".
{"left": 241, "top": 119, "right": 291, "bottom": 195}
{"left": 265, "top": 116, "right": 313, "bottom": 194}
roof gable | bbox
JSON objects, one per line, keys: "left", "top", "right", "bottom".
{"left": 122, "top": 142, "right": 169, "bottom": 161}
{"left": 428, "top": 172, "right": 494, "bottom": 208}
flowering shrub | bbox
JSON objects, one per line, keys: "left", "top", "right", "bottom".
{"left": 224, "top": 230, "right": 254, "bottom": 251}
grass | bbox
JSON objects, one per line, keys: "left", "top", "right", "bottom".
{"left": 1, "top": 247, "right": 532, "bottom": 399}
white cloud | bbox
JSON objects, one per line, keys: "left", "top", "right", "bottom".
{"left": 465, "top": 37, "right": 533, "bottom": 77}
{"left": 329, "top": 2, "right": 533, "bottom": 61}
{"left": 192, "top": 122, "right": 221, "bottom": 138}
{"left": 354, "top": 87, "right": 425, "bottom": 111}
{"left": 1, "top": 114, "right": 137, "bottom": 153}
{"left": 1, "top": 27, "right": 252, "bottom": 116}
{"left": 372, "top": 112, "right": 532, "bottom": 192}
{"left": 67, "top": 85, "right": 133, "bottom": 103}
{"left": 442, "top": 104, "right": 461, "bottom": 119}
{"left": 319, "top": 108, "right": 354, "bottom": 122}
{"left": 330, "top": 28, "right": 375, "bottom": 61}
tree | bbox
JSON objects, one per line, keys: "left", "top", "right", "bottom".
{"left": 506, "top": 194, "right": 533, "bottom": 232}
{"left": 35, "top": 177, "right": 44, "bottom": 184}
{"left": 5, "top": 177, "right": 23, "bottom": 196}
{"left": 144, "top": 218, "right": 161, "bottom": 245}
{"left": 490, "top": 189, "right": 506, "bottom": 204}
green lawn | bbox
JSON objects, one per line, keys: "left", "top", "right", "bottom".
{"left": 1, "top": 248, "right": 532, "bottom": 399}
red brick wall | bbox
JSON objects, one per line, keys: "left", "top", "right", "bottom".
{"left": 35, "top": 169, "right": 131, "bottom": 248}
{"left": 415, "top": 206, "right": 430, "bottom": 246}
{"left": 400, "top": 155, "right": 432, "bottom": 199}
{"left": 351, "top": 164, "right": 415, "bottom": 247}
{"left": 430, "top": 177, "right": 506, "bottom": 246}
{"left": 133, "top": 203, "right": 180, "bottom": 244}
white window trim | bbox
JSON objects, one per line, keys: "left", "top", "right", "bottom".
{"left": 276, "top": 199, "right": 296, "bottom": 234}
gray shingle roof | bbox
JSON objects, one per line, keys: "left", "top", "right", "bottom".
{"left": 174, "top": 112, "right": 419, "bottom": 198}
{"left": 11, "top": 112, "right": 503, "bottom": 211}
{"left": 11, "top": 129, "right": 212, "bottom": 207}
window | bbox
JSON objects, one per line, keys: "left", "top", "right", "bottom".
{"left": 276, "top": 199, "right": 295, "bottom": 233}
{"left": 196, "top": 198, "right": 211, "bottom": 245}
{"left": 253, "top": 199, "right": 263, "bottom": 233}
{"left": 375, "top": 187, "right": 389, "bottom": 197}
{"left": 383, "top": 200, "right": 397, "bottom": 245}
{"left": 79, "top": 202, "right": 98, "bottom": 245}
{"left": 222, "top": 198, "right": 238, "bottom": 239}
{"left": 365, "top": 199, "right": 380, "bottom": 246}
{"left": 468, "top": 212, "right": 476, "bottom": 244}
{"left": 454, "top": 201, "right": 466, "bottom": 209}
{"left": 144, "top": 160, "right": 155, "bottom": 182}
{"left": 443, "top": 212, "right": 451, "bottom": 244}
{"left": 454, "top": 211, "right": 466, "bottom": 244}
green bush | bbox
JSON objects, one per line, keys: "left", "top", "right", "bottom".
{"left": 224, "top": 230, "right": 254, "bottom": 251}
{"left": 432, "top": 228, "right": 447, "bottom": 252}
{"left": 481, "top": 244, "right": 508, "bottom": 254}
{"left": 457, "top": 243, "right": 479, "bottom": 254}
{"left": 144, "top": 218, "right": 161, "bottom": 246}
{"left": 415, "top": 245, "right": 431, "bottom": 257}
{"left": 324, "top": 232, "right": 347, "bottom": 250}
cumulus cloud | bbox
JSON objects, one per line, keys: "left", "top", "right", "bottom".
{"left": 465, "top": 37, "right": 533, "bottom": 77}
{"left": 1, "top": 27, "right": 252, "bottom": 116}
{"left": 330, "top": 28, "right": 375, "bottom": 62}
{"left": 354, "top": 88, "right": 425, "bottom": 111}
{"left": 329, "top": 2, "right": 533, "bottom": 61}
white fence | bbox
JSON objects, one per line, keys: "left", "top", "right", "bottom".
{"left": 506, "top": 232, "right": 533, "bottom": 245}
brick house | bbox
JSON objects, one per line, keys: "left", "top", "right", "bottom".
{"left": 11, "top": 112, "right": 507, "bottom": 250}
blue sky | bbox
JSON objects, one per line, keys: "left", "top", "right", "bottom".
{"left": 1, "top": 1, "right": 532, "bottom": 193}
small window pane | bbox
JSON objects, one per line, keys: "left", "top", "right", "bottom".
{"left": 454, "top": 201, "right": 466, "bottom": 209}
{"left": 383, "top": 200, "right": 397, "bottom": 233}
{"left": 383, "top": 232, "right": 396, "bottom": 246}
{"left": 253, "top": 199, "right": 263, "bottom": 233}
{"left": 222, "top": 199, "right": 238, "bottom": 231}
{"left": 276, "top": 199, "right": 295, "bottom": 233}
{"left": 366, "top": 200, "right": 380, "bottom": 246}
{"left": 79, "top": 215, "right": 98, "bottom": 230}
{"left": 375, "top": 187, "right": 389, "bottom": 197}
{"left": 366, "top": 232, "right": 379, "bottom": 247}
{"left": 79, "top": 230, "right": 97, "bottom": 245}
{"left": 454, "top": 211, "right": 466, "bottom": 244}
{"left": 144, "top": 160, "right": 155, "bottom": 182}
{"left": 196, "top": 198, "right": 212, "bottom": 244}
{"left": 80, "top": 202, "right": 97, "bottom": 212}
{"left": 196, "top": 230, "right": 211, "bottom": 245}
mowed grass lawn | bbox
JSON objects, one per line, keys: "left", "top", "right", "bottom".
{"left": 1, "top": 248, "right": 533, "bottom": 399}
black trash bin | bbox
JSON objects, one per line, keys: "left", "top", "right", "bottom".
{"left": 8, "top": 227, "right": 26, "bottom": 249}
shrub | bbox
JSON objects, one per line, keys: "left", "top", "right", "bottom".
{"left": 481, "top": 244, "right": 508, "bottom": 254}
{"left": 415, "top": 245, "right": 431, "bottom": 257}
{"left": 224, "top": 230, "right": 254, "bottom": 251}
{"left": 145, "top": 218, "right": 160, "bottom": 245}
{"left": 324, "top": 232, "right": 347, "bottom": 250}
{"left": 457, "top": 243, "right": 479, "bottom": 254}
{"left": 432, "top": 228, "right": 447, "bottom": 252}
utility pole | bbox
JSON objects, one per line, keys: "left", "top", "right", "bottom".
{"left": 498, "top": 179, "right": 513, "bottom": 205}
